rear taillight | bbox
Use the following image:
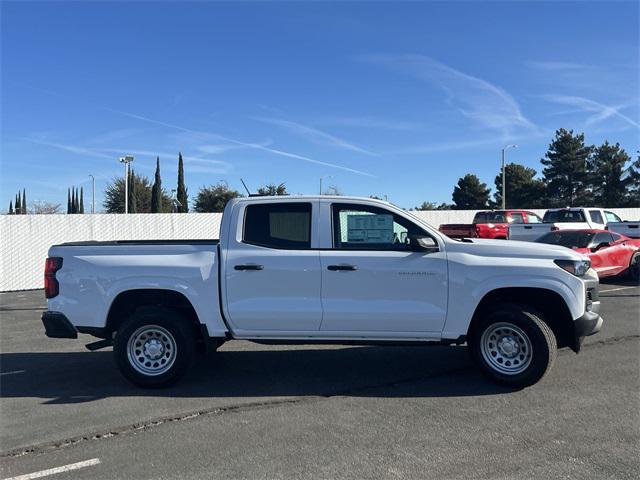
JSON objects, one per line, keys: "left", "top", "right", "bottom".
{"left": 44, "top": 257, "right": 63, "bottom": 298}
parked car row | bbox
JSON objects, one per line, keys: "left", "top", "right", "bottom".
{"left": 438, "top": 207, "right": 640, "bottom": 281}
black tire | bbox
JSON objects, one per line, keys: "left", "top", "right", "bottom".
{"left": 114, "top": 307, "right": 196, "bottom": 388}
{"left": 469, "top": 304, "right": 557, "bottom": 388}
{"left": 628, "top": 252, "right": 640, "bottom": 283}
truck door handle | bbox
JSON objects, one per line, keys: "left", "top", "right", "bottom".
{"left": 327, "top": 264, "right": 358, "bottom": 271}
{"left": 234, "top": 264, "right": 264, "bottom": 271}
{"left": 524, "top": 226, "right": 532, "bottom": 229}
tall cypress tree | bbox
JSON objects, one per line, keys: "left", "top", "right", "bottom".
{"left": 128, "top": 169, "right": 138, "bottom": 213}
{"left": 22, "top": 188, "right": 27, "bottom": 214}
{"left": 79, "top": 187, "right": 85, "bottom": 214}
{"left": 151, "top": 156, "right": 163, "bottom": 213}
{"left": 16, "top": 192, "right": 21, "bottom": 215}
{"left": 67, "top": 188, "right": 72, "bottom": 214}
{"left": 74, "top": 187, "right": 79, "bottom": 214}
{"left": 541, "top": 129, "right": 593, "bottom": 207}
{"left": 176, "top": 152, "right": 188, "bottom": 213}
{"left": 9, "top": 200, "right": 13, "bottom": 214}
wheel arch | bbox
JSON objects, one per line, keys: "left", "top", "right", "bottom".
{"left": 468, "top": 287, "right": 577, "bottom": 351}
{"left": 105, "top": 289, "right": 206, "bottom": 343}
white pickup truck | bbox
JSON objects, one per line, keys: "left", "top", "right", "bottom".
{"left": 606, "top": 221, "right": 640, "bottom": 239}
{"left": 508, "top": 207, "right": 623, "bottom": 242}
{"left": 42, "top": 196, "right": 602, "bottom": 389}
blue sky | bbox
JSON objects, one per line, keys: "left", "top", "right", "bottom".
{"left": 2, "top": 1, "right": 638, "bottom": 211}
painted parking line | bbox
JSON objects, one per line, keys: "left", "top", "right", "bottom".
{"left": 600, "top": 286, "right": 637, "bottom": 293}
{"left": 0, "top": 370, "right": 25, "bottom": 377}
{"left": 3, "top": 459, "right": 100, "bottom": 480}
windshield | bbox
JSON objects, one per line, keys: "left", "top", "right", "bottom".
{"left": 536, "top": 231, "right": 594, "bottom": 248}
{"left": 543, "top": 210, "right": 586, "bottom": 223}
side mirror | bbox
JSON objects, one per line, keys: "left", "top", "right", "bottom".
{"left": 409, "top": 235, "right": 439, "bottom": 253}
{"left": 590, "top": 241, "right": 610, "bottom": 252}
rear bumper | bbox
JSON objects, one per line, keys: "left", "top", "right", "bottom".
{"left": 42, "top": 311, "right": 77, "bottom": 339}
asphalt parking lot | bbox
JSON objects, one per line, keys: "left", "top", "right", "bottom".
{"left": 1, "top": 281, "right": 638, "bottom": 480}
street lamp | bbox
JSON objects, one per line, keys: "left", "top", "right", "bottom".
{"left": 501, "top": 145, "right": 518, "bottom": 210}
{"left": 88, "top": 174, "right": 95, "bottom": 214}
{"left": 319, "top": 175, "right": 333, "bottom": 195}
{"left": 119, "top": 155, "right": 134, "bottom": 213}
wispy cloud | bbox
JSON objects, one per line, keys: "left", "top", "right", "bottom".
{"left": 358, "top": 54, "right": 538, "bottom": 136}
{"left": 21, "top": 138, "right": 113, "bottom": 159}
{"left": 252, "top": 117, "right": 378, "bottom": 156}
{"left": 319, "top": 116, "right": 425, "bottom": 131}
{"left": 106, "top": 108, "right": 374, "bottom": 177}
{"left": 526, "top": 61, "right": 592, "bottom": 72}
{"left": 540, "top": 94, "right": 639, "bottom": 129}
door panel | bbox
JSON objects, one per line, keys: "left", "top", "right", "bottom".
{"left": 224, "top": 202, "right": 322, "bottom": 332}
{"left": 320, "top": 250, "right": 448, "bottom": 333}
{"left": 320, "top": 202, "right": 448, "bottom": 334}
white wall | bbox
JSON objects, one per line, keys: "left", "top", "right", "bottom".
{"left": 1, "top": 208, "right": 638, "bottom": 292}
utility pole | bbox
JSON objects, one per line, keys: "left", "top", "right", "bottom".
{"left": 501, "top": 145, "right": 518, "bottom": 210}
{"left": 88, "top": 174, "right": 95, "bottom": 214}
{"left": 119, "top": 155, "right": 134, "bottom": 213}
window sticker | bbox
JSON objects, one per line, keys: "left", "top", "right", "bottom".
{"left": 346, "top": 214, "right": 394, "bottom": 243}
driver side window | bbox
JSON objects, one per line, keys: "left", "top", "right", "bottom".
{"left": 332, "top": 203, "right": 428, "bottom": 250}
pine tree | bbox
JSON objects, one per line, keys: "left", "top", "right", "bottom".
{"left": 67, "top": 188, "right": 72, "bottom": 214}
{"left": 494, "top": 163, "right": 546, "bottom": 209}
{"left": 588, "top": 141, "right": 630, "bottom": 207}
{"left": 176, "top": 152, "right": 188, "bottom": 213}
{"left": 151, "top": 156, "right": 163, "bottom": 213}
{"left": 541, "top": 129, "right": 593, "bottom": 207}
{"left": 452, "top": 174, "right": 491, "bottom": 209}
{"left": 16, "top": 191, "right": 21, "bottom": 215}
{"left": 74, "top": 187, "right": 79, "bottom": 214}
{"left": 79, "top": 187, "right": 85, "bottom": 214}
{"left": 9, "top": 200, "right": 13, "bottom": 214}
{"left": 22, "top": 188, "right": 27, "bottom": 214}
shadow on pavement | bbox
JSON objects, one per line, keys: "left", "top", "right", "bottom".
{"left": 0, "top": 345, "right": 514, "bottom": 403}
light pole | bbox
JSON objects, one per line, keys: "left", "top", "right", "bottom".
{"left": 501, "top": 144, "right": 518, "bottom": 210}
{"left": 88, "top": 174, "right": 95, "bottom": 214}
{"left": 320, "top": 175, "right": 333, "bottom": 195}
{"left": 119, "top": 155, "right": 134, "bottom": 213}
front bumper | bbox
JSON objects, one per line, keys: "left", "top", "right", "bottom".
{"left": 42, "top": 311, "right": 78, "bottom": 339}
{"left": 572, "top": 275, "right": 603, "bottom": 351}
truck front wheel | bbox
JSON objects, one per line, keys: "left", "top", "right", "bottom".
{"left": 114, "top": 307, "right": 196, "bottom": 388}
{"left": 469, "top": 304, "right": 557, "bottom": 388}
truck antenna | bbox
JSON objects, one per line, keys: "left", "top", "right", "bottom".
{"left": 240, "top": 178, "right": 252, "bottom": 196}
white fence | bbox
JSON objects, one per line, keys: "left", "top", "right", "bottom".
{"left": 1, "top": 208, "right": 638, "bottom": 292}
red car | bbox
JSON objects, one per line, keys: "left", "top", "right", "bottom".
{"left": 535, "top": 229, "right": 640, "bottom": 280}
{"left": 439, "top": 210, "right": 542, "bottom": 239}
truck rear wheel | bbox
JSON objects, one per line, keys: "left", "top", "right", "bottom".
{"left": 114, "top": 307, "right": 196, "bottom": 388}
{"left": 469, "top": 304, "right": 557, "bottom": 388}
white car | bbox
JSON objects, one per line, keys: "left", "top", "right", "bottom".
{"left": 508, "top": 207, "right": 622, "bottom": 241}
{"left": 42, "top": 196, "right": 602, "bottom": 388}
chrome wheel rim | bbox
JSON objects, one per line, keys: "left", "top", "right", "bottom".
{"left": 480, "top": 322, "right": 532, "bottom": 375}
{"left": 127, "top": 325, "right": 177, "bottom": 376}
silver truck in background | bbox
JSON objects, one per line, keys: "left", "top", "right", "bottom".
{"left": 508, "top": 208, "right": 623, "bottom": 242}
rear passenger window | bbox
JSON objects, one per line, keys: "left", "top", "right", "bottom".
{"left": 243, "top": 203, "right": 311, "bottom": 249}
{"left": 510, "top": 213, "right": 524, "bottom": 224}
{"left": 526, "top": 213, "right": 542, "bottom": 223}
{"left": 605, "top": 211, "right": 622, "bottom": 223}
{"left": 589, "top": 210, "right": 604, "bottom": 224}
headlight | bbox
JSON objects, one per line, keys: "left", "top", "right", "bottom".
{"left": 554, "top": 259, "right": 591, "bottom": 276}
